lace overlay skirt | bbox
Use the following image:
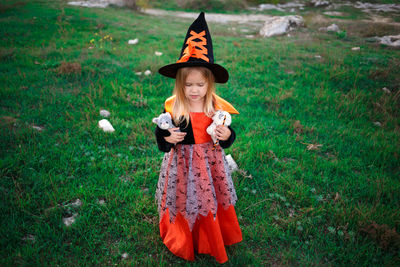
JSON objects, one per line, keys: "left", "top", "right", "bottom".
{"left": 155, "top": 141, "right": 238, "bottom": 231}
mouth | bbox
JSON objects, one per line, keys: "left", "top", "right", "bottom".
{"left": 190, "top": 95, "right": 199, "bottom": 99}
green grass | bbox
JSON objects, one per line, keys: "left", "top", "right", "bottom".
{"left": 1, "top": 0, "right": 400, "bottom": 266}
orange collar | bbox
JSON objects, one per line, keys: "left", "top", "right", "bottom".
{"left": 164, "top": 93, "right": 239, "bottom": 115}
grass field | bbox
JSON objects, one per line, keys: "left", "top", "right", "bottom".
{"left": 1, "top": 0, "right": 399, "bottom": 266}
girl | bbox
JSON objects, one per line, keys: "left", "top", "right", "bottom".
{"left": 154, "top": 12, "right": 242, "bottom": 264}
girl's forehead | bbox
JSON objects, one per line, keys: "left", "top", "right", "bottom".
{"left": 186, "top": 70, "right": 207, "bottom": 82}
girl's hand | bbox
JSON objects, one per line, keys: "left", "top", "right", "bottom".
{"left": 215, "top": 125, "right": 231, "bottom": 141}
{"left": 164, "top": 128, "right": 186, "bottom": 144}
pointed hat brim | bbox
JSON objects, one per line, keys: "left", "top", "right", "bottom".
{"left": 158, "top": 61, "right": 229, "bottom": 83}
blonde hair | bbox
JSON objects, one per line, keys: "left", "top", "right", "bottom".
{"left": 172, "top": 66, "right": 216, "bottom": 127}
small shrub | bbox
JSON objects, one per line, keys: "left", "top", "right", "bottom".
{"left": 57, "top": 62, "right": 82, "bottom": 75}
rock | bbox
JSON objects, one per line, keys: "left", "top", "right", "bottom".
{"left": 98, "top": 119, "right": 115, "bottom": 132}
{"left": 155, "top": 51, "right": 162, "bottom": 56}
{"left": 100, "top": 109, "right": 110, "bottom": 117}
{"left": 326, "top": 23, "right": 340, "bottom": 32}
{"left": 22, "top": 234, "right": 36, "bottom": 242}
{"left": 258, "top": 4, "right": 284, "bottom": 12}
{"left": 374, "top": 35, "right": 400, "bottom": 47}
{"left": 323, "top": 11, "right": 344, "bottom": 16}
{"left": 382, "top": 87, "right": 391, "bottom": 94}
{"left": 128, "top": 38, "right": 138, "bottom": 45}
{"left": 135, "top": 72, "right": 142, "bottom": 75}
{"left": 70, "top": 199, "right": 82, "bottom": 207}
{"left": 354, "top": 2, "right": 400, "bottom": 13}
{"left": 315, "top": 55, "right": 322, "bottom": 59}
{"left": 310, "top": 0, "right": 330, "bottom": 7}
{"left": 260, "top": 15, "right": 304, "bottom": 37}
{"left": 351, "top": 47, "right": 360, "bottom": 51}
{"left": 121, "top": 252, "right": 129, "bottom": 259}
{"left": 373, "top": 121, "right": 382, "bottom": 127}
{"left": 98, "top": 198, "right": 106, "bottom": 205}
{"left": 257, "top": 2, "right": 304, "bottom": 11}
{"left": 68, "top": 1, "right": 110, "bottom": 8}
{"left": 63, "top": 213, "right": 78, "bottom": 227}
{"left": 144, "top": 70, "right": 151, "bottom": 76}
{"left": 32, "top": 125, "right": 45, "bottom": 131}
{"left": 225, "top": 154, "right": 238, "bottom": 173}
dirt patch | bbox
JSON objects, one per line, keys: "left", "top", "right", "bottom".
{"left": 359, "top": 221, "right": 400, "bottom": 251}
{"left": 141, "top": 8, "right": 273, "bottom": 24}
{"left": 0, "top": 1, "right": 26, "bottom": 13}
{"left": 57, "top": 62, "right": 82, "bottom": 74}
{"left": 307, "top": 13, "right": 400, "bottom": 37}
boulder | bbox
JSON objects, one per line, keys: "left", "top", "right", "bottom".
{"left": 260, "top": 15, "right": 304, "bottom": 37}
{"left": 326, "top": 23, "right": 340, "bottom": 32}
{"left": 375, "top": 34, "right": 400, "bottom": 47}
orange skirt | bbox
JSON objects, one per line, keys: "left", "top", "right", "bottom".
{"left": 160, "top": 205, "right": 242, "bottom": 264}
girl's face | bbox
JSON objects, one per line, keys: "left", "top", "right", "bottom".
{"left": 184, "top": 68, "right": 208, "bottom": 106}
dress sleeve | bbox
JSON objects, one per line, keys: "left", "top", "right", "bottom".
{"left": 155, "top": 126, "right": 173, "bottom": 152}
{"left": 219, "top": 125, "right": 236, "bottom": 149}
{"left": 154, "top": 107, "right": 174, "bottom": 153}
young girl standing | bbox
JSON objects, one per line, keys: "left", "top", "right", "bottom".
{"left": 154, "top": 12, "right": 242, "bottom": 264}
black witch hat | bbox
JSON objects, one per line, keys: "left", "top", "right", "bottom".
{"left": 158, "top": 12, "right": 229, "bottom": 83}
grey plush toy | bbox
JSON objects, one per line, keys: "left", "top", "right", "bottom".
{"left": 152, "top": 112, "right": 176, "bottom": 130}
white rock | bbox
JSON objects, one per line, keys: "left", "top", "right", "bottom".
{"left": 323, "top": 11, "right": 344, "bottom": 16}
{"left": 225, "top": 154, "right": 238, "bottom": 173}
{"left": 373, "top": 121, "right": 382, "bottom": 127}
{"left": 144, "top": 70, "right": 151, "bottom": 76}
{"left": 310, "top": 0, "right": 330, "bottom": 7}
{"left": 351, "top": 47, "right": 360, "bottom": 51}
{"left": 63, "top": 213, "right": 78, "bottom": 227}
{"left": 121, "top": 252, "right": 129, "bottom": 259}
{"left": 70, "top": 199, "right": 82, "bottom": 207}
{"left": 258, "top": 2, "right": 304, "bottom": 11}
{"left": 68, "top": 1, "right": 109, "bottom": 8}
{"left": 100, "top": 109, "right": 110, "bottom": 117}
{"left": 155, "top": 51, "right": 163, "bottom": 56}
{"left": 258, "top": 4, "right": 284, "bottom": 11}
{"left": 382, "top": 87, "right": 391, "bottom": 94}
{"left": 315, "top": 55, "right": 322, "bottom": 59}
{"left": 326, "top": 24, "right": 340, "bottom": 32}
{"left": 374, "top": 34, "right": 400, "bottom": 47}
{"left": 135, "top": 72, "right": 142, "bottom": 75}
{"left": 128, "top": 38, "right": 138, "bottom": 45}
{"left": 259, "top": 15, "right": 304, "bottom": 37}
{"left": 32, "top": 125, "right": 44, "bottom": 131}
{"left": 98, "top": 199, "right": 106, "bottom": 205}
{"left": 354, "top": 2, "right": 400, "bottom": 13}
{"left": 98, "top": 119, "right": 115, "bottom": 132}
{"left": 22, "top": 234, "right": 36, "bottom": 242}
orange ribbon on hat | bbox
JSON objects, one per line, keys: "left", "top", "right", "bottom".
{"left": 177, "top": 41, "right": 196, "bottom": 63}
{"left": 177, "top": 30, "right": 209, "bottom": 63}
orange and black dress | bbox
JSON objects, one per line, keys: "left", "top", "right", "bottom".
{"left": 154, "top": 94, "right": 242, "bottom": 264}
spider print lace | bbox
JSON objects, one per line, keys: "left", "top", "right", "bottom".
{"left": 155, "top": 141, "right": 237, "bottom": 231}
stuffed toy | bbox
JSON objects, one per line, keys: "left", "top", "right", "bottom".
{"left": 207, "top": 110, "right": 232, "bottom": 144}
{"left": 152, "top": 112, "right": 175, "bottom": 130}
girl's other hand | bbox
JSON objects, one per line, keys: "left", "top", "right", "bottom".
{"left": 215, "top": 125, "right": 231, "bottom": 141}
{"left": 164, "top": 128, "right": 186, "bottom": 144}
